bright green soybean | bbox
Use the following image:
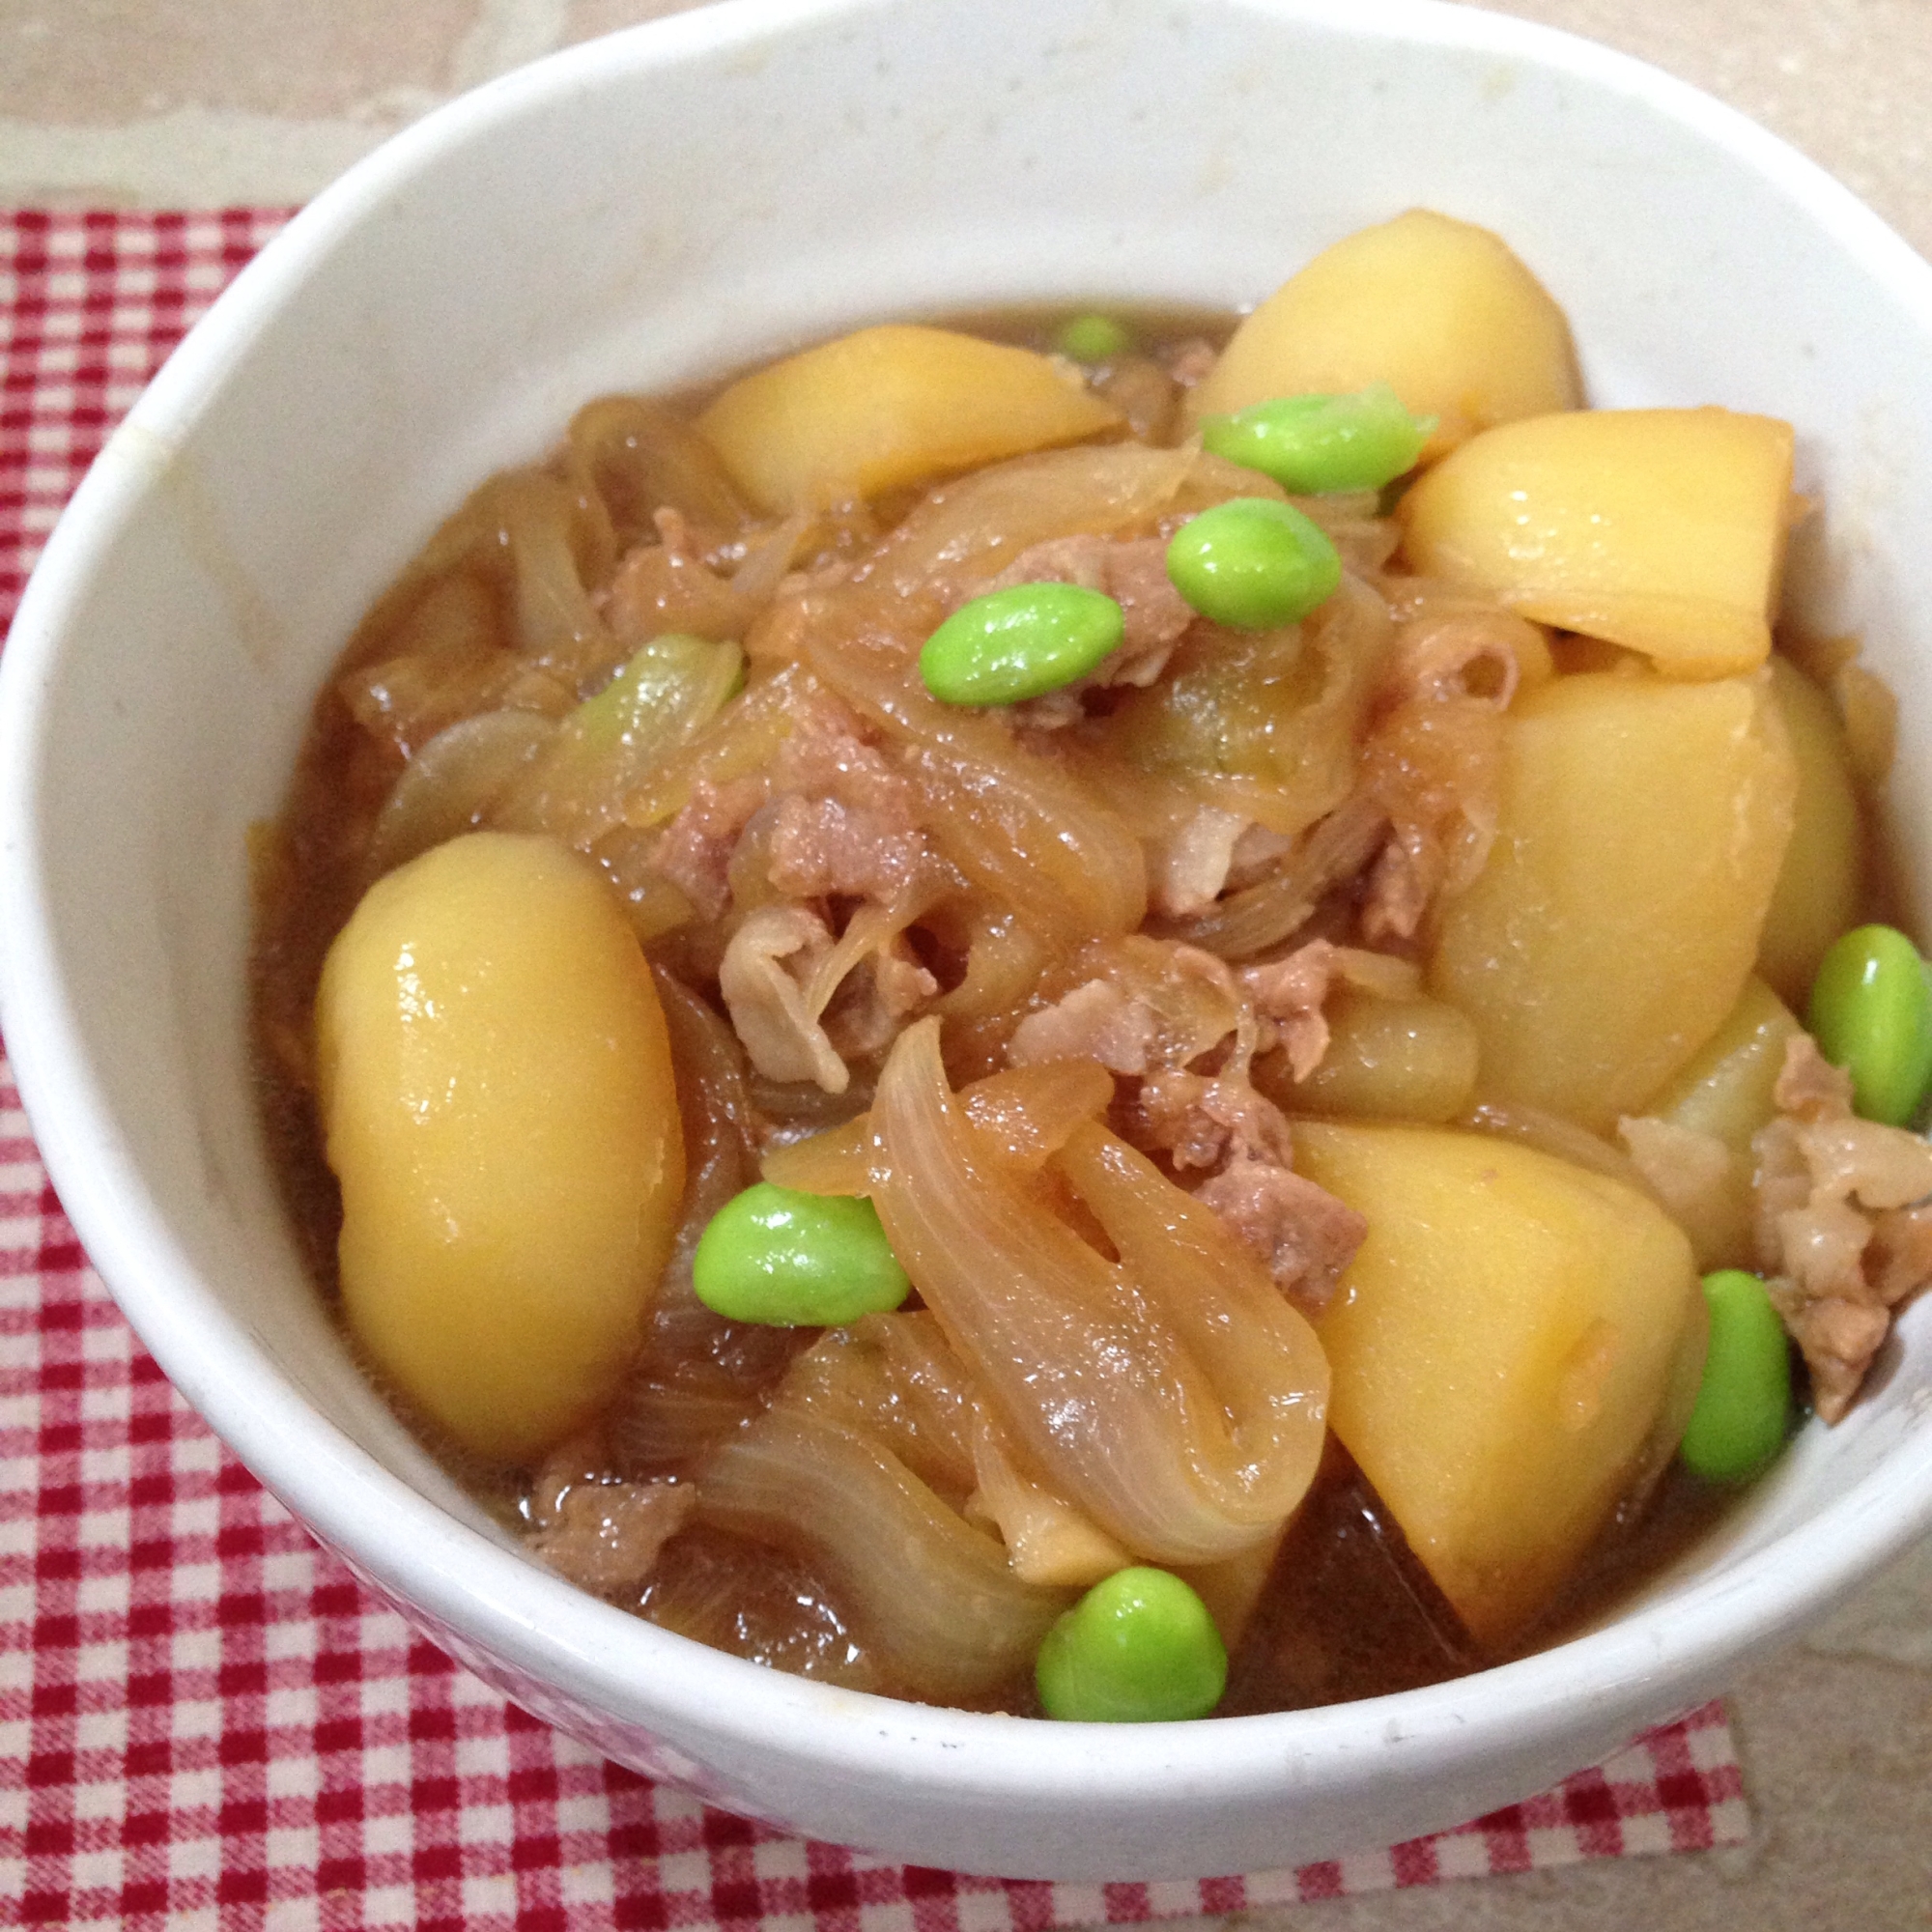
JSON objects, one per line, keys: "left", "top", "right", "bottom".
{"left": 1165, "top": 497, "right": 1342, "bottom": 630}
{"left": 1679, "top": 1270, "right": 1791, "bottom": 1483}
{"left": 1805, "top": 923, "right": 1932, "bottom": 1126}
{"left": 1199, "top": 383, "right": 1435, "bottom": 495}
{"left": 919, "top": 582, "right": 1125, "bottom": 707}
{"left": 1054, "top": 313, "right": 1134, "bottom": 364}
{"left": 1035, "top": 1566, "right": 1227, "bottom": 1722}
{"left": 691, "top": 1182, "right": 911, "bottom": 1327}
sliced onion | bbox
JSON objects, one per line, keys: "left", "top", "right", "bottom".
{"left": 609, "top": 975, "right": 802, "bottom": 1477}
{"left": 762, "top": 1058, "right": 1112, "bottom": 1197}
{"left": 697, "top": 1402, "right": 1068, "bottom": 1703}
{"left": 871, "top": 1019, "right": 1328, "bottom": 1564}
{"left": 369, "top": 710, "right": 558, "bottom": 874}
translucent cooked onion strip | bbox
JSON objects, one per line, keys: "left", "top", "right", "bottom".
{"left": 492, "top": 633, "right": 744, "bottom": 845}
{"left": 870, "top": 1019, "right": 1328, "bottom": 1564}
{"left": 566, "top": 394, "right": 751, "bottom": 547}
{"left": 762, "top": 1058, "right": 1115, "bottom": 1196}
{"left": 967, "top": 1410, "right": 1131, "bottom": 1587}
{"left": 696, "top": 1402, "right": 1069, "bottom": 1702}
{"left": 609, "top": 975, "right": 802, "bottom": 1477}
{"left": 489, "top": 469, "right": 623, "bottom": 682}
{"left": 618, "top": 662, "right": 806, "bottom": 832}
{"left": 803, "top": 622, "right": 1149, "bottom": 949}
{"left": 760, "top": 1117, "right": 874, "bottom": 1195}
{"left": 857, "top": 443, "right": 1198, "bottom": 609}
{"left": 902, "top": 732, "right": 1150, "bottom": 949}
{"left": 369, "top": 710, "right": 558, "bottom": 874}
{"left": 1164, "top": 787, "right": 1388, "bottom": 960}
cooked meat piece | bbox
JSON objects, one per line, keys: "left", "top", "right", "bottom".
{"left": 653, "top": 776, "right": 765, "bottom": 922}
{"left": 767, "top": 792, "right": 934, "bottom": 901}
{"left": 1751, "top": 1033, "right": 1932, "bottom": 1420}
{"left": 820, "top": 935, "right": 940, "bottom": 1063}
{"left": 1009, "top": 938, "right": 1252, "bottom": 1078}
{"left": 718, "top": 902, "right": 848, "bottom": 1092}
{"left": 1194, "top": 1159, "right": 1367, "bottom": 1320}
{"left": 1133, "top": 1068, "right": 1293, "bottom": 1173}
{"left": 1149, "top": 807, "right": 1249, "bottom": 919}
{"left": 1010, "top": 978, "right": 1161, "bottom": 1075}
{"left": 527, "top": 1480, "right": 695, "bottom": 1596}
{"left": 1241, "top": 940, "right": 1422, "bottom": 1081}
{"left": 606, "top": 505, "right": 755, "bottom": 645}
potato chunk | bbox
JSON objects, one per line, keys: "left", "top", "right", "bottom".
{"left": 697, "top": 324, "right": 1122, "bottom": 512}
{"left": 1296, "top": 1122, "right": 1699, "bottom": 1647}
{"left": 1185, "top": 210, "right": 1580, "bottom": 456}
{"left": 316, "top": 832, "right": 685, "bottom": 1462}
{"left": 1620, "top": 976, "right": 1803, "bottom": 1268}
{"left": 1400, "top": 409, "right": 1795, "bottom": 677}
{"left": 1757, "top": 655, "right": 1867, "bottom": 1002}
{"left": 1429, "top": 673, "right": 1797, "bottom": 1132}
{"left": 1262, "top": 990, "right": 1479, "bottom": 1123}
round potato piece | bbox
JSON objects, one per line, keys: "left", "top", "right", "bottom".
{"left": 1184, "top": 210, "right": 1580, "bottom": 456}
{"left": 316, "top": 832, "right": 685, "bottom": 1462}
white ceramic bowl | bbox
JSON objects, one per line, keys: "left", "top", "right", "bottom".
{"left": 6, "top": 0, "right": 1932, "bottom": 1882}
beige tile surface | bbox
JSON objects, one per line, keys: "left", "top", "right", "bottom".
{"left": 2, "top": 2, "right": 1929, "bottom": 1925}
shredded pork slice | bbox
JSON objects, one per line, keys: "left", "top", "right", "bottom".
{"left": 1194, "top": 1160, "right": 1367, "bottom": 1321}
{"left": 1751, "top": 1034, "right": 1932, "bottom": 1420}
{"left": 1354, "top": 614, "right": 1519, "bottom": 945}
{"left": 1134, "top": 1069, "right": 1293, "bottom": 1172}
{"left": 1150, "top": 807, "right": 1249, "bottom": 919}
{"left": 718, "top": 902, "right": 849, "bottom": 1092}
{"left": 1241, "top": 940, "right": 1423, "bottom": 1081}
{"left": 762, "top": 699, "right": 941, "bottom": 901}
{"left": 1008, "top": 936, "right": 1364, "bottom": 1312}
{"left": 652, "top": 776, "right": 765, "bottom": 922}
{"left": 819, "top": 934, "right": 940, "bottom": 1063}
{"left": 1616, "top": 1115, "right": 1746, "bottom": 1267}
{"left": 526, "top": 1481, "right": 696, "bottom": 1596}
{"left": 767, "top": 792, "right": 934, "bottom": 901}
{"left": 1010, "top": 977, "right": 1161, "bottom": 1074}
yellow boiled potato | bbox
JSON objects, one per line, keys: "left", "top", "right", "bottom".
{"left": 1624, "top": 976, "right": 1803, "bottom": 1268}
{"left": 696, "top": 324, "right": 1122, "bottom": 512}
{"left": 1273, "top": 991, "right": 1479, "bottom": 1123}
{"left": 1757, "top": 655, "right": 1867, "bottom": 1002}
{"left": 1297, "top": 1122, "right": 1699, "bottom": 1647}
{"left": 1429, "top": 673, "right": 1797, "bottom": 1133}
{"left": 1400, "top": 408, "right": 1795, "bottom": 677}
{"left": 1646, "top": 974, "right": 1802, "bottom": 1157}
{"left": 316, "top": 832, "right": 685, "bottom": 1463}
{"left": 1184, "top": 210, "right": 1580, "bottom": 455}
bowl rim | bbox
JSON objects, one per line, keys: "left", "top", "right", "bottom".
{"left": 6, "top": 0, "right": 1932, "bottom": 1814}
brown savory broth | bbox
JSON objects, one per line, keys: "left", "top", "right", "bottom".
{"left": 256, "top": 232, "right": 1913, "bottom": 1720}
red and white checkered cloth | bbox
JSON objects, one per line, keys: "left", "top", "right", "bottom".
{"left": 0, "top": 210, "right": 1750, "bottom": 1927}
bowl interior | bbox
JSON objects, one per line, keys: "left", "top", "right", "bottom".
{"left": 9, "top": 0, "right": 1932, "bottom": 1880}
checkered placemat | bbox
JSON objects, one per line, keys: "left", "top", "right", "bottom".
{"left": 0, "top": 209, "right": 1750, "bottom": 1926}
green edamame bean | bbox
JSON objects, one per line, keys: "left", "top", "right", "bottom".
{"left": 1054, "top": 313, "right": 1134, "bottom": 364}
{"left": 1165, "top": 497, "right": 1342, "bottom": 630}
{"left": 692, "top": 1182, "right": 911, "bottom": 1327}
{"left": 919, "top": 582, "right": 1125, "bottom": 707}
{"left": 1035, "top": 1566, "right": 1227, "bottom": 1722}
{"left": 1805, "top": 923, "right": 1932, "bottom": 1126}
{"left": 1679, "top": 1270, "right": 1791, "bottom": 1483}
{"left": 1199, "top": 384, "right": 1434, "bottom": 495}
